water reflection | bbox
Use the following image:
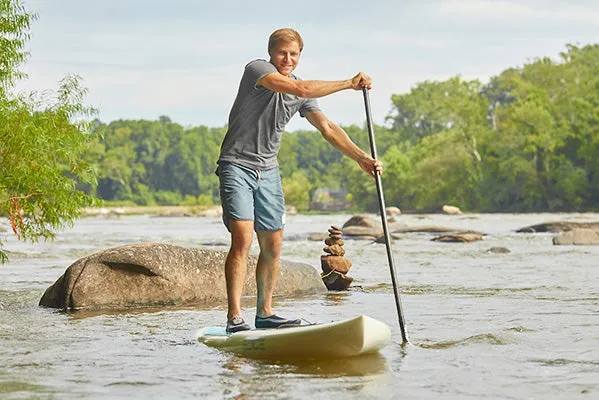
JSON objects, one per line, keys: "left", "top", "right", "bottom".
{"left": 221, "top": 352, "right": 389, "bottom": 376}
{"left": 254, "top": 353, "right": 389, "bottom": 377}
{"left": 416, "top": 333, "right": 510, "bottom": 349}
{"left": 322, "top": 291, "right": 351, "bottom": 305}
{"left": 217, "top": 353, "right": 391, "bottom": 399}
{"left": 0, "top": 378, "right": 56, "bottom": 398}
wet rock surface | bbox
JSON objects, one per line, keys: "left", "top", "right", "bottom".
{"left": 39, "top": 242, "right": 325, "bottom": 311}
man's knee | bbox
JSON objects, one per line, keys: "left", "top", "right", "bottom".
{"left": 228, "top": 219, "right": 254, "bottom": 255}
{"left": 257, "top": 231, "right": 283, "bottom": 260}
{"left": 260, "top": 246, "right": 281, "bottom": 261}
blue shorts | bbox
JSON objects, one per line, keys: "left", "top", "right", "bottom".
{"left": 217, "top": 162, "right": 286, "bottom": 232}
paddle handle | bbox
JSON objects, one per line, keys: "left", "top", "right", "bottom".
{"left": 362, "top": 87, "right": 409, "bottom": 344}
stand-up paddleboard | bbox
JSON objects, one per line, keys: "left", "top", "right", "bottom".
{"left": 196, "top": 315, "right": 391, "bottom": 360}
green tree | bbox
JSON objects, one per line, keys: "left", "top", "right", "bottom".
{"left": 282, "top": 171, "right": 313, "bottom": 211}
{"left": 385, "top": 77, "right": 491, "bottom": 211}
{"left": 0, "top": 0, "right": 98, "bottom": 263}
{"left": 478, "top": 46, "right": 599, "bottom": 211}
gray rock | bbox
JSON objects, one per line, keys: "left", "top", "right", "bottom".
{"left": 553, "top": 229, "right": 599, "bottom": 245}
{"left": 39, "top": 242, "right": 325, "bottom": 311}
{"left": 487, "top": 247, "right": 510, "bottom": 254}
{"left": 386, "top": 206, "right": 401, "bottom": 216}
{"left": 516, "top": 221, "right": 599, "bottom": 233}
{"left": 442, "top": 205, "right": 463, "bottom": 215}
{"left": 374, "top": 235, "right": 392, "bottom": 244}
{"left": 392, "top": 225, "right": 473, "bottom": 234}
{"left": 307, "top": 233, "right": 329, "bottom": 241}
{"left": 342, "top": 215, "right": 381, "bottom": 229}
{"left": 342, "top": 226, "right": 383, "bottom": 240}
{"left": 431, "top": 232, "right": 483, "bottom": 243}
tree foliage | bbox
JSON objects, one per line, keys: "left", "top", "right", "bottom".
{"left": 385, "top": 44, "right": 599, "bottom": 212}
{"left": 0, "top": 0, "right": 97, "bottom": 263}
{"left": 85, "top": 119, "right": 225, "bottom": 206}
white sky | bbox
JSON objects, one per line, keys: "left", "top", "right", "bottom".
{"left": 15, "top": 0, "right": 599, "bottom": 131}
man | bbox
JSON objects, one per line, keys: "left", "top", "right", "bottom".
{"left": 217, "top": 28, "right": 382, "bottom": 333}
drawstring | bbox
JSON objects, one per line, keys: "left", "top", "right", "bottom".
{"left": 255, "top": 169, "right": 261, "bottom": 183}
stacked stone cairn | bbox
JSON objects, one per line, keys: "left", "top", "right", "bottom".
{"left": 320, "top": 225, "right": 353, "bottom": 290}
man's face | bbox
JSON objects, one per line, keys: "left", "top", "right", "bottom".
{"left": 269, "top": 40, "right": 301, "bottom": 76}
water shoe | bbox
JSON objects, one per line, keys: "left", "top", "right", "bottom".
{"left": 255, "top": 314, "right": 302, "bottom": 329}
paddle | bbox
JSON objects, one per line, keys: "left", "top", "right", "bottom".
{"left": 362, "top": 87, "right": 409, "bottom": 345}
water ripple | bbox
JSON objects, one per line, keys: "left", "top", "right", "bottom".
{"left": 364, "top": 283, "right": 560, "bottom": 298}
{"left": 531, "top": 358, "right": 599, "bottom": 367}
{"left": 416, "top": 333, "right": 510, "bottom": 349}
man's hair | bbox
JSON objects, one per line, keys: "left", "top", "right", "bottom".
{"left": 268, "top": 28, "right": 303, "bottom": 52}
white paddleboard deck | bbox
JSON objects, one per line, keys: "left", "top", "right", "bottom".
{"left": 196, "top": 314, "right": 391, "bottom": 360}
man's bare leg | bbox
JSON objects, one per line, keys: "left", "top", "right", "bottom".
{"left": 255, "top": 229, "right": 283, "bottom": 317}
{"left": 225, "top": 219, "right": 254, "bottom": 320}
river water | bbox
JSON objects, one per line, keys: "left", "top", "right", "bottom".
{"left": 1, "top": 213, "right": 598, "bottom": 399}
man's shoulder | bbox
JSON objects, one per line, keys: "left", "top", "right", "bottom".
{"left": 245, "top": 59, "right": 275, "bottom": 71}
{"left": 245, "top": 58, "right": 268, "bottom": 66}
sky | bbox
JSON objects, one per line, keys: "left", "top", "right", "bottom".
{"left": 14, "top": 0, "right": 599, "bottom": 131}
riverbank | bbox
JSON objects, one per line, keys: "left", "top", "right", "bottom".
{"left": 82, "top": 204, "right": 310, "bottom": 218}
{"left": 82, "top": 205, "right": 223, "bottom": 217}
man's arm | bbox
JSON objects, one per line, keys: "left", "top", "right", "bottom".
{"left": 258, "top": 72, "right": 372, "bottom": 98}
{"left": 305, "top": 110, "right": 382, "bottom": 176}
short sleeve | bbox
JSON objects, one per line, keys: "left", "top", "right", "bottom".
{"left": 299, "top": 98, "right": 320, "bottom": 118}
{"left": 244, "top": 59, "right": 277, "bottom": 88}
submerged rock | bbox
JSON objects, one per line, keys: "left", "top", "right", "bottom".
{"left": 39, "top": 242, "right": 325, "bottom": 311}
{"left": 487, "top": 247, "right": 511, "bottom": 254}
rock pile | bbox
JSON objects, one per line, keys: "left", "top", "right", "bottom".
{"left": 320, "top": 225, "right": 353, "bottom": 290}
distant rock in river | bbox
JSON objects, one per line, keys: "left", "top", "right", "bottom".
{"left": 516, "top": 221, "right": 599, "bottom": 233}
{"left": 553, "top": 229, "right": 599, "bottom": 246}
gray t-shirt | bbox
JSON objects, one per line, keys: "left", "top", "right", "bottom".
{"left": 217, "top": 59, "right": 320, "bottom": 170}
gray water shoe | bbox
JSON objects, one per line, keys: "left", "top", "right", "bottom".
{"left": 226, "top": 316, "right": 251, "bottom": 333}
{"left": 255, "top": 314, "right": 302, "bottom": 329}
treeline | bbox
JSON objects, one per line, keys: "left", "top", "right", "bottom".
{"left": 83, "top": 44, "right": 599, "bottom": 212}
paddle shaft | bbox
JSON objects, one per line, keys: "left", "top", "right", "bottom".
{"left": 362, "top": 87, "right": 408, "bottom": 344}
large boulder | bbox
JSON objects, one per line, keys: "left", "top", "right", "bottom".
{"left": 39, "top": 242, "right": 326, "bottom": 311}
{"left": 553, "top": 229, "right": 599, "bottom": 245}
